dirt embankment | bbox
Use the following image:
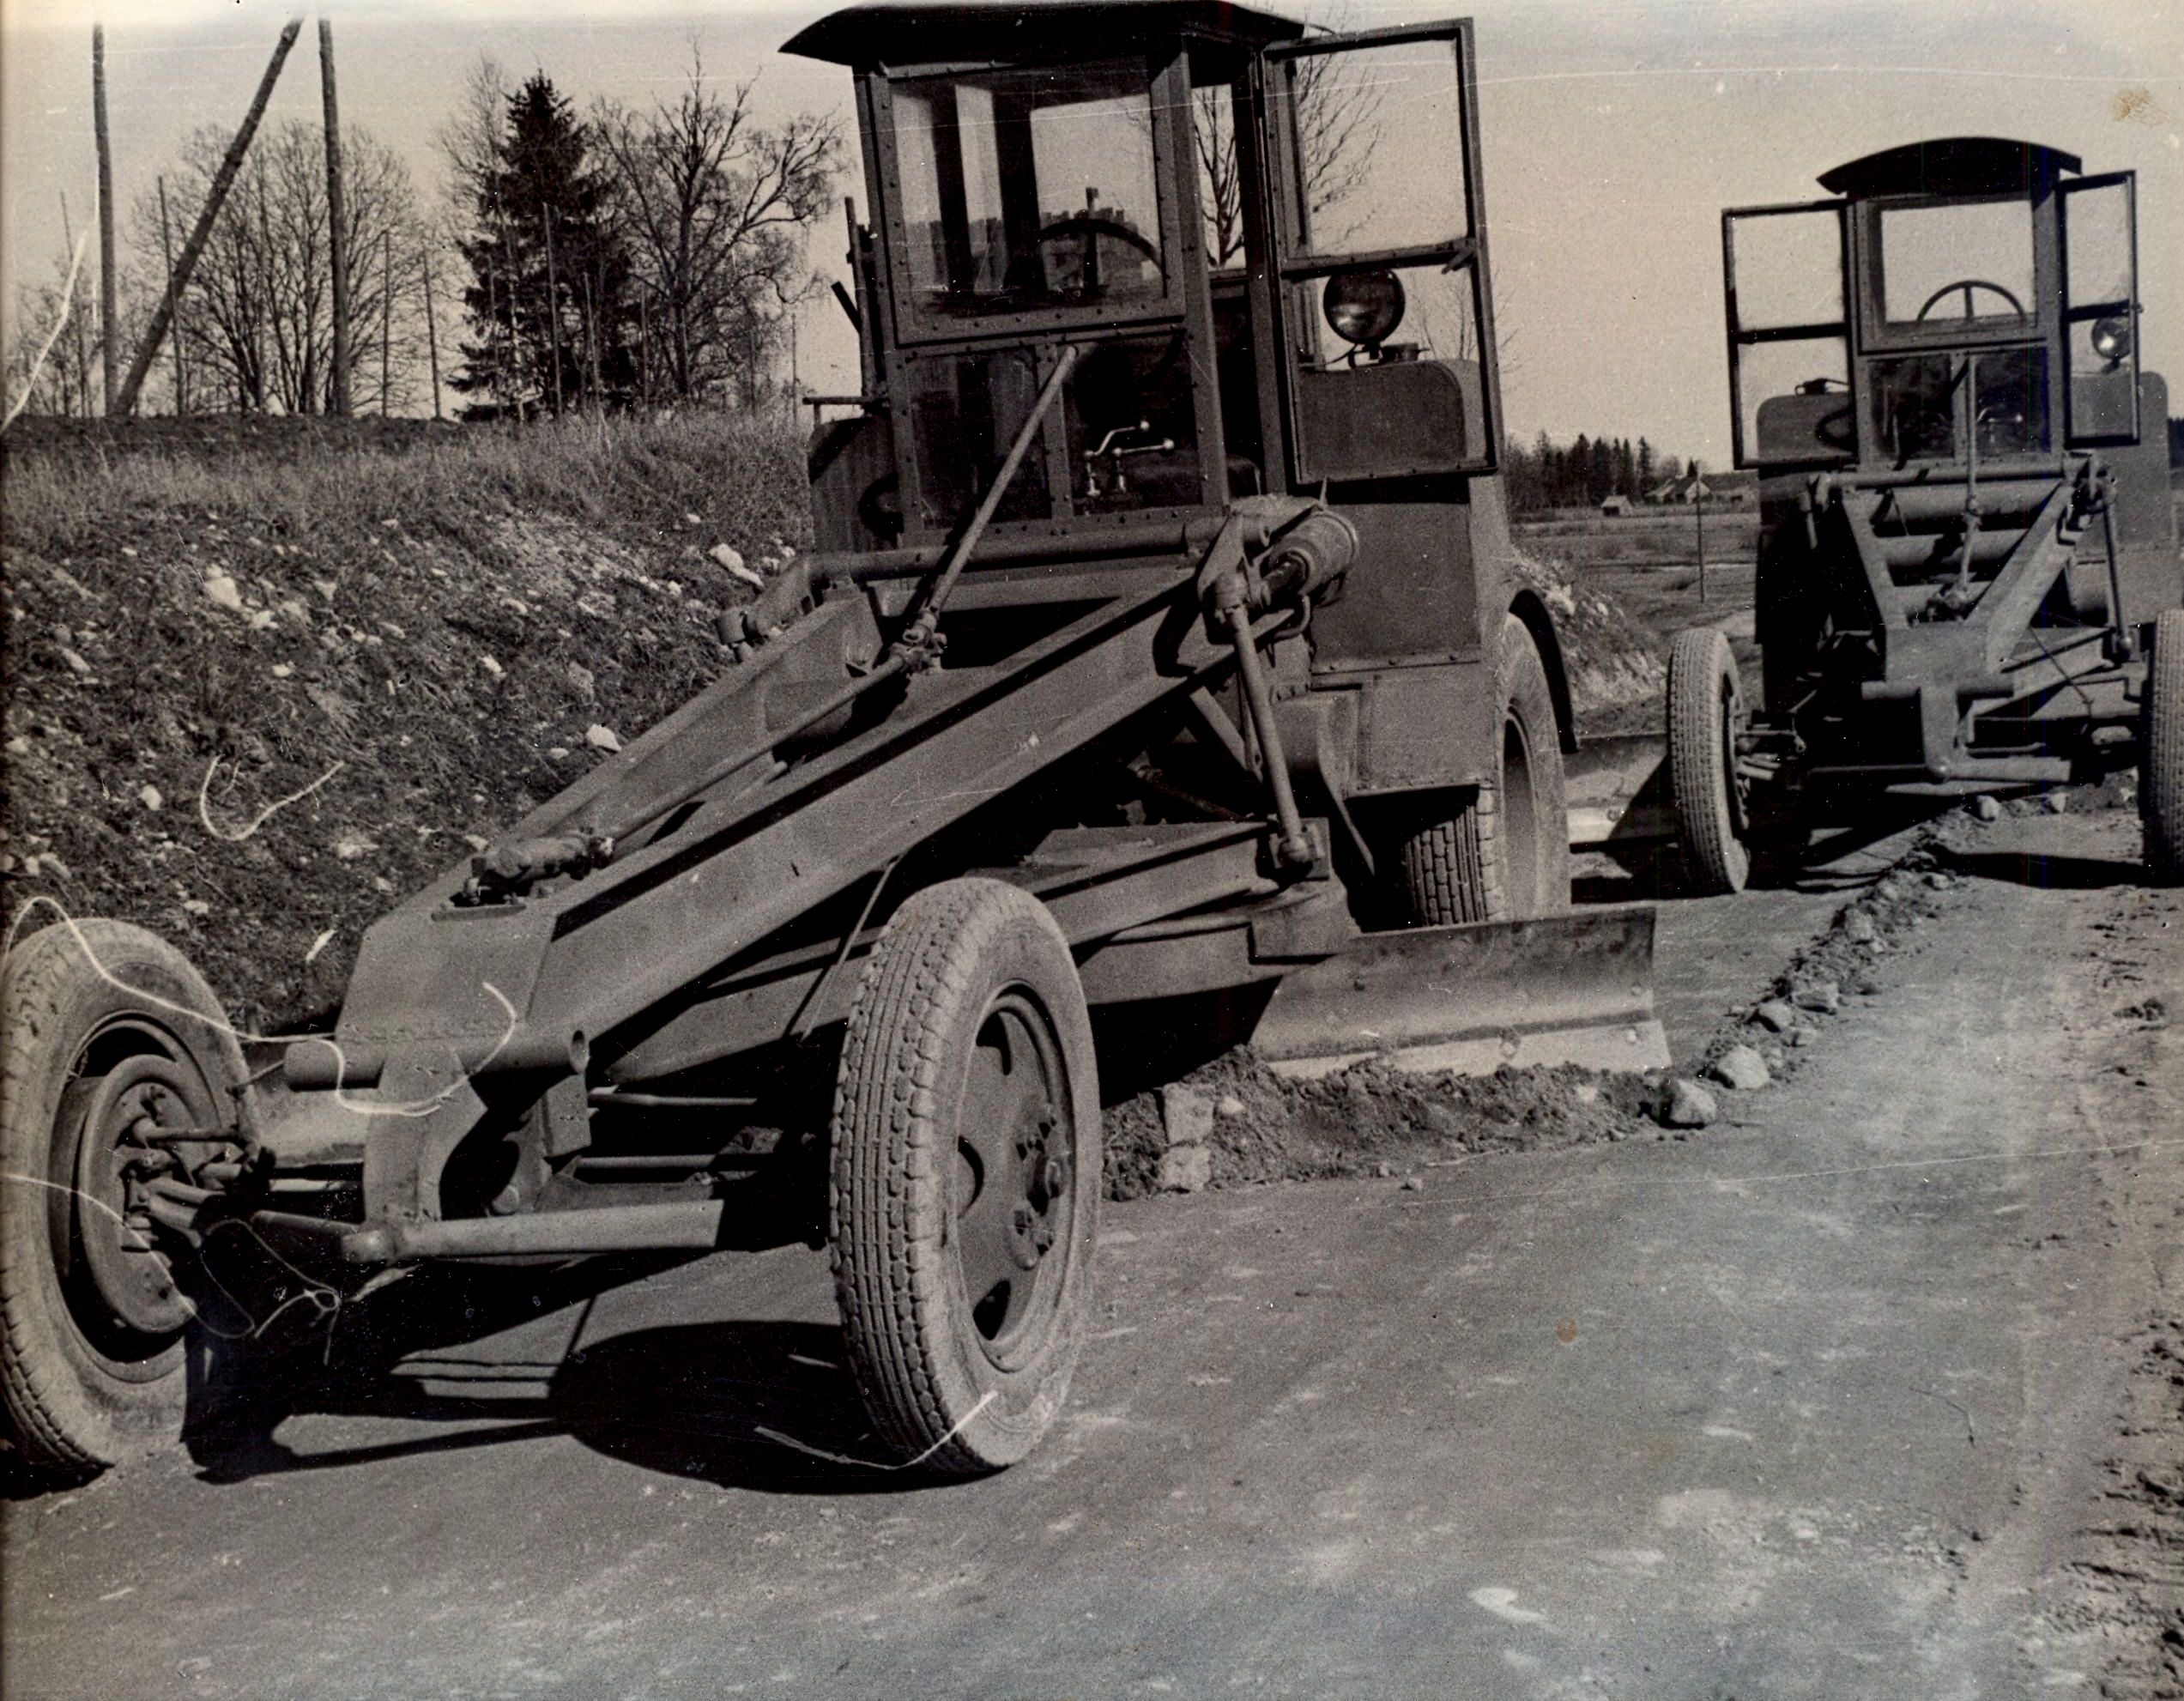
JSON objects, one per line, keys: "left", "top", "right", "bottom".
{"left": 1508, "top": 543, "right": 1667, "bottom": 732}
{"left": 1, "top": 413, "right": 807, "bottom": 1028}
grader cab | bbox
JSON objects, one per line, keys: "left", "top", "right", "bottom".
{"left": 1661, "top": 136, "right": 2183, "bottom": 892}
{"left": 1, "top": 4, "right": 1667, "bottom": 1481}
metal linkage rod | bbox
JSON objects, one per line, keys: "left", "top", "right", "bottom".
{"left": 895, "top": 343, "right": 1080, "bottom": 659}
{"left": 586, "top": 345, "right": 1084, "bottom": 853}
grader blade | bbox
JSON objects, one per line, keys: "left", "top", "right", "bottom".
{"left": 1251, "top": 905, "right": 1671, "bottom": 1080}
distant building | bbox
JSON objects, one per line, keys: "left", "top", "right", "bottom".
{"left": 1600, "top": 494, "right": 1633, "bottom": 517}
{"left": 1646, "top": 471, "right": 1757, "bottom": 506}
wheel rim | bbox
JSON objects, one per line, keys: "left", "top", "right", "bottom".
{"left": 952, "top": 988, "right": 1077, "bottom": 1371}
{"left": 50, "top": 1017, "right": 219, "bottom": 1361}
{"left": 1503, "top": 711, "right": 1543, "bottom": 912}
{"left": 1721, "top": 673, "right": 1751, "bottom": 837}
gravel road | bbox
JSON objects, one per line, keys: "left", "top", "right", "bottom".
{"left": 4, "top": 802, "right": 2179, "bottom": 1700}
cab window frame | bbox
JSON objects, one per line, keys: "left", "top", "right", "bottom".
{"left": 871, "top": 54, "right": 1195, "bottom": 348}
{"left": 1259, "top": 18, "right": 1503, "bottom": 484}
{"left": 1852, "top": 189, "right": 2053, "bottom": 355}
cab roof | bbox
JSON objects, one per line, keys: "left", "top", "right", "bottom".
{"left": 783, "top": 0, "right": 1307, "bottom": 68}
{"left": 1818, "top": 136, "right": 2082, "bottom": 199}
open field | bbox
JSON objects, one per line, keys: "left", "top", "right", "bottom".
{"left": 1514, "top": 505, "right": 1762, "bottom": 731}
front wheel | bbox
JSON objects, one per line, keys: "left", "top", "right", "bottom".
{"left": 830, "top": 878, "right": 1100, "bottom": 1474}
{"left": 2144, "top": 607, "right": 2184, "bottom": 882}
{"left": 1394, "top": 613, "right": 1572, "bottom": 924}
{"left": 1, "top": 918, "right": 246, "bottom": 1474}
{"left": 1667, "top": 626, "right": 1752, "bottom": 895}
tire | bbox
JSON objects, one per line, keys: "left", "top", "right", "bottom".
{"left": 1395, "top": 613, "right": 1572, "bottom": 923}
{"left": 2145, "top": 608, "right": 2184, "bottom": 882}
{"left": 830, "top": 878, "right": 1100, "bottom": 1474}
{"left": 1, "top": 918, "right": 246, "bottom": 1474}
{"left": 1667, "top": 626, "right": 1752, "bottom": 896}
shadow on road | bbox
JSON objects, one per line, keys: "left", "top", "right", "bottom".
{"left": 175, "top": 1256, "right": 931, "bottom": 1497}
{"left": 1575, "top": 823, "right": 1914, "bottom": 905}
{"left": 1933, "top": 844, "right": 2145, "bottom": 892}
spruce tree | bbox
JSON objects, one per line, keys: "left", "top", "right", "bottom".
{"left": 455, "top": 73, "right": 633, "bottom": 415}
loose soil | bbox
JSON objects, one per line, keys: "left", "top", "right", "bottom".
{"left": 1103, "top": 1053, "right": 1659, "bottom": 1200}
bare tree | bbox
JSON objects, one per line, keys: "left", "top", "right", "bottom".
{"left": 138, "top": 119, "right": 428, "bottom": 414}
{"left": 590, "top": 45, "right": 841, "bottom": 404}
{"left": 1189, "top": 15, "right": 1388, "bottom": 266}
{"left": 1193, "top": 87, "right": 1248, "bottom": 269}
{"left": 1290, "top": 43, "right": 1386, "bottom": 239}
{"left": 4, "top": 247, "right": 99, "bottom": 419}
{"left": 434, "top": 56, "right": 529, "bottom": 415}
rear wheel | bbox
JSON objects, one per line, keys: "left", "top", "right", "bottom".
{"left": 2144, "top": 608, "right": 2184, "bottom": 882}
{"left": 1, "top": 919, "right": 245, "bottom": 1474}
{"left": 830, "top": 878, "right": 1100, "bottom": 1474}
{"left": 1395, "top": 614, "right": 1570, "bottom": 923}
{"left": 1667, "top": 626, "right": 1752, "bottom": 895}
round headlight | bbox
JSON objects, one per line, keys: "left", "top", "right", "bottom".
{"left": 2090, "top": 313, "right": 2133, "bottom": 364}
{"left": 1322, "top": 270, "right": 1406, "bottom": 348}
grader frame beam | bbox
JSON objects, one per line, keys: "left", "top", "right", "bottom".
{"left": 277, "top": 509, "right": 1325, "bottom": 1218}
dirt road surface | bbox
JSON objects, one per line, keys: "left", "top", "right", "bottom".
{"left": 5, "top": 802, "right": 2181, "bottom": 1700}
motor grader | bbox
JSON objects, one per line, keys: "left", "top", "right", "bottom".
{"left": 1654, "top": 136, "right": 2182, "bottom": 893}
{"left": 0, "top": 3, "right": 1666, "bottom": 1480}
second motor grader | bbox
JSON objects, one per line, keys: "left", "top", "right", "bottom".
{"left": 1657, "top": 136, "right": 2181, "bottom": 892}
{"left": 0, "top": 4, "right": 1665, "bottom": 1480}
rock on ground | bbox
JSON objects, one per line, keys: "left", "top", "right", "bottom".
{"left": 1709, "top": 1044, "right": 1771, "bottom": 1092}
{"left": 1156, "top": 1144, "right": 1213, "bottom": 1194}
{"left": 1661, "top": 1078, "right": 1719, "bottom": 1128}
{"left": 1159, "top": 1084, "right": 1215, "bottom": 1148}
{"left": 1751, "top": 999, "right": 1795, "bottom": 1033}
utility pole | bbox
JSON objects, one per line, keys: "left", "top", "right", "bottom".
{"left": 158, "top": 177, "right": 185, "bottom": 414}
{"left": 380, "top": 231, "right": 392, "bottom": 414}
{"left": 319, "top": 18, "right": 350, "bottom": 415}
{"left": 94, "top": 25, "right": 118, "bottom": 415}
{"left": 420, "top": 251, "right": 442, "bottom": 420}
{"left": 116, "top": 17, "right": 304, "bottom": 417}
{"left": 1695, "top": 483, "right": 1708, "bottom": 602}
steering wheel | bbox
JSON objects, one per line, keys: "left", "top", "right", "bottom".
{"left": 1035, "top": 213, "right": 1160, "bottom": 294}
{"left": 1915, "top": 278, "right": 2026, "bottom": 323}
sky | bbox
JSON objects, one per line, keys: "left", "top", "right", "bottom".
{"left": 3, "top": 0, "right": 2179, "bottom": 464}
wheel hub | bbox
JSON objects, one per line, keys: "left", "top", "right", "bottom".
{"left": 69, "top": 1055, "right": 204, "bottom": 1338}
{"left": 955, "top": 998, "right": 1074, "bottom": 1351}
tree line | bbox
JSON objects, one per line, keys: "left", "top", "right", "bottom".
{"left": 1501, "top": 432, "right": 1702, "bottom": 514}
{"left": 3, "top": 39, "right": 844, "bottom": 422}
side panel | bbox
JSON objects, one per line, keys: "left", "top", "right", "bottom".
{"left": 2108, "top": 372, "right": 2181, "bottom": 629}
{"left": 1304, "top": 487, "right": 1496, "bottom": 669}
{"left": 1346, "top": 663, "right": 1497, "bottom": 793}
{"left": 808, "top": 415, "right": 899, "bottom": 554}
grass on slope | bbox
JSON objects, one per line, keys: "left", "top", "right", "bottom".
{"left": 1, "top": 410, "right": 807, "bottom": 1028}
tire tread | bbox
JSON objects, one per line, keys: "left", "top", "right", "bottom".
{"left": 830, "top": 879, "right": 1089, "bottom": 1474}
{"left": 1667, "top": 626, "right": 1751, "bottom": 895}
{"left": 2145, "top": 608, "right": 2184, "bottom": 881}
